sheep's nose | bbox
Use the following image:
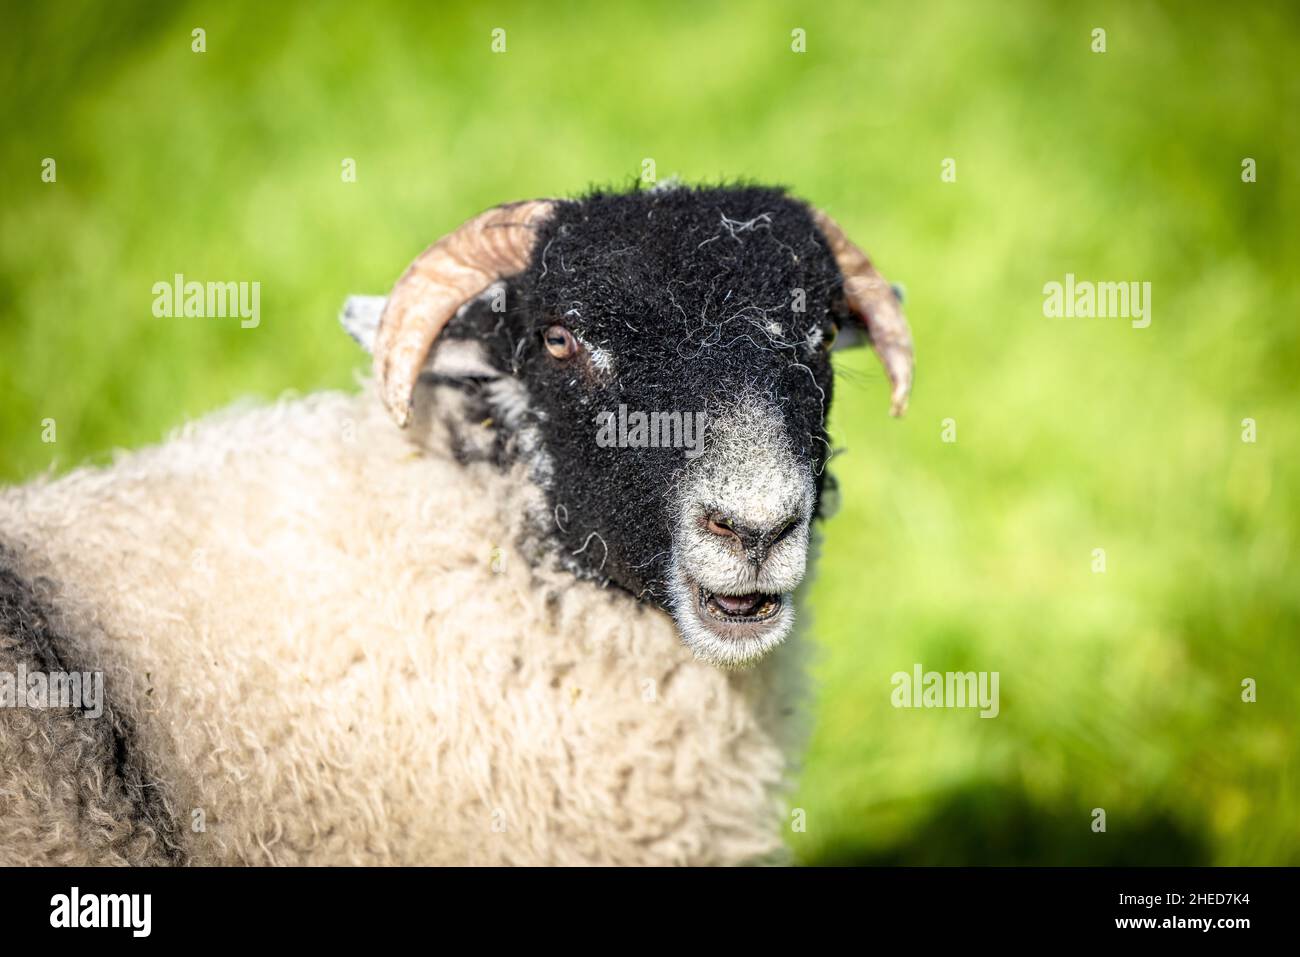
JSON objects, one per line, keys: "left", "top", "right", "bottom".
{"left": 704, "top": 510, "right": 802, "bottom": 566}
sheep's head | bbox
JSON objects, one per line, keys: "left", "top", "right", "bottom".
{"left": 344, "top": 184, "right": 912, "bottom": 668}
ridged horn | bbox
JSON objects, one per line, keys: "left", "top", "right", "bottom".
{"left": 373, "top": 200, "right": 557, "bottom": 426}
{"left": 812, "top": 210, "right": 914, "bottom": 416}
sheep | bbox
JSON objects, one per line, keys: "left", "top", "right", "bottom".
{"left": 0, "top": 183, "right": 913, "bottom": 865}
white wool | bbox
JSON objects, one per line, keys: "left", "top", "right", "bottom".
{"left": 666, "top": 396, "right": 815, "bottom": 668}
{"left": 0, "top": 382, "right": 809, "bottom": 865}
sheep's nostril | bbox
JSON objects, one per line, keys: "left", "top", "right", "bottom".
{"left": 702, "top": 511, "right": 804, "bottom": 564}
{"left": 705, "top": 512, "right": 738, "bottom": 541}
{"left": 770, "top": 518, "right": 798, "bottom": 545}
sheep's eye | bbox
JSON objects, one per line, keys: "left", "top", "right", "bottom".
{"left": 823, "top": 322, "right": 839, "bottom": 352}
{"left": 543, "top": 325, "right": 578, "bottom": 360}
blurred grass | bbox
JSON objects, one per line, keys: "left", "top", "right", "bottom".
{"left": 2, "top": 0, "right": 1296, "bottom": 864}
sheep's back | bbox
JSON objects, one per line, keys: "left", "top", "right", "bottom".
{"left": 0, "top": 388, "right": 807, "bottom": 864}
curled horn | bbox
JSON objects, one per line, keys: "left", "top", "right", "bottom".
{"left": 373, "top": 199, "right": 557, "bottom": 426}
{"left": 812, "top": 210, "right": 915, "bottom": 416}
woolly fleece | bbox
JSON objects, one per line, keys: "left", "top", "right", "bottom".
{"left": 0, "top": 383, "right": 809, "bottom": 865}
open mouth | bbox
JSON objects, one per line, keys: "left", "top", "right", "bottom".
{"left": 698, "top": 586, "right": 784, "bottom": 623}
{"left": 673, "top": 573, "right": 798, "bottom": 667}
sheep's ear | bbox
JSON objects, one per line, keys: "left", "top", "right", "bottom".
{"left": 832, "top": 282, "right": 905, "bottom": 352}
{"left": 812, "top": 209, "right": 914, "bottom": 416}
{"left": 340, "top": 295, "right": 386, "bottom": 353}
{"left": 339, "top": 294, "right": 500, "bottom": 379}
{"left": 832, "top": 322, "right": 866, "bottom": 352}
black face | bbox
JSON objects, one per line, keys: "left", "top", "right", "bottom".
{"left": 438, "top": 185, "right": 846, "bottom": 610}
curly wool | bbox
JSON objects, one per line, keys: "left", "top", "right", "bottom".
{"left": 0, "top": 382, "right": 810, "bottom": 865}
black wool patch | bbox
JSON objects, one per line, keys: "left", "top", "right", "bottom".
{"left": 0, "top": 547, "right": 188, "bottom": 863}
{"left": 447, "top": 184, "right": 847, "bottom": 606}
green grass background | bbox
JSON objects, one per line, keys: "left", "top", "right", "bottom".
{"left": 2, "top": 0, "right": 1296, "bottom": 864}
